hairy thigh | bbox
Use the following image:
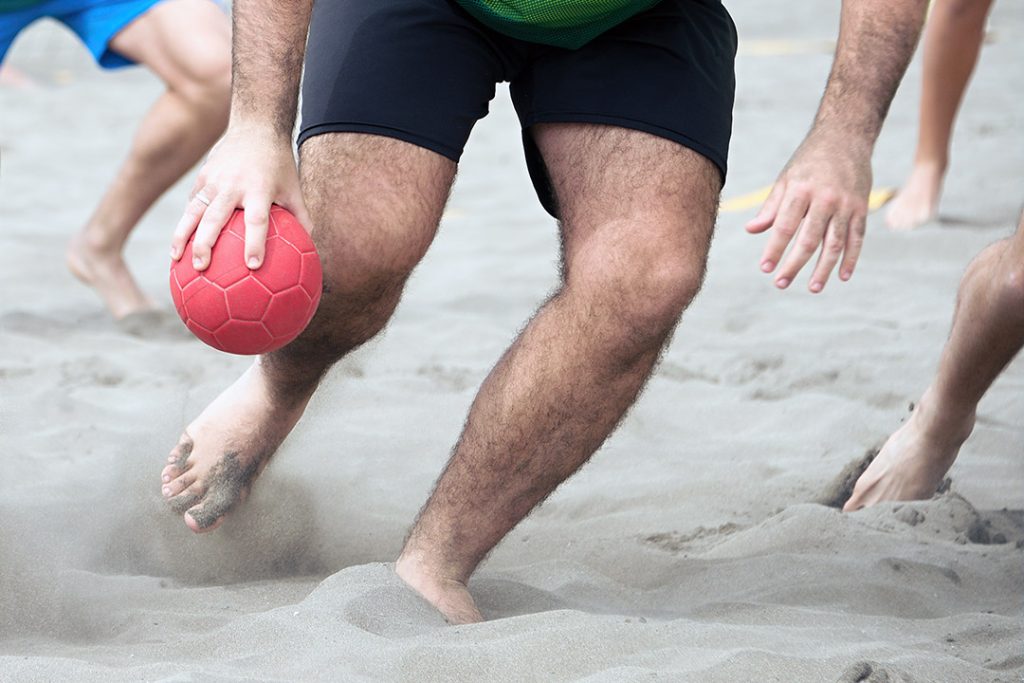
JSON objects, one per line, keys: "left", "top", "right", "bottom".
{"left": 534, "top": 123, "right": 721, "bottom": 276}
{"left": 299, "top": 132, "right": 456, "bottom": 290}
{"left": 108, "top": 0, "right": 231, "bottom": 93}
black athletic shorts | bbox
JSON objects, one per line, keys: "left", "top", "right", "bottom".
{"left": 299, "top": 0, "right": 737, "bottom": 218}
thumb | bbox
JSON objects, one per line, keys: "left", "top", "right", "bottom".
{"left": 745, "top": 180, "right": 786, "bottom": 234}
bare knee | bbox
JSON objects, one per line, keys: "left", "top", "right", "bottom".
{"left": 621, "top": 254, "right": 705, "bottom": 340}
{"left": 273, "top": 235, "right": 419, "bottom": 371}
{"left": 305, "top": 205, "right": 433, "bottom": 345}
{"left": 568, "top": 232, "right": 706, "bottom": 350}
{"left": 318, "top": 228, "right": 423, "bottom": 311}
{"left": 175, "top": 46, "right": 231, "bottom": 116}
{"left": 996, "top": 263, "right": 1024, "bottom": 320}
{"left": 294, "top": 132, "right": 454, "bottom": 348}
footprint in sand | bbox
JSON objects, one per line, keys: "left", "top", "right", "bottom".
{"left": 836, "top": 660, "right": 915, "bottom": 683}
{"left": 749, "top": 368, "right": 842, "bottom": 401}
{"left": 1, "top": 308, "right": 192, "bottom": 342}
{"left": 416, "top": 364, "right": 479, "bottom": 392}
{"left": 891, "top": 505, "right": 926, "bottom": 527}
{"left": 876, "top": 557, "right": 961, "bottom": 585}
{"left": 724, "top": 354, "right": 785, "bottom": 385}
{"left": 722, "top": 315, "right": 752, "bottom": 334}
{"left": 0, "top": 309, "right": 101, "bottom": 336}
{"left": 59, "top": 356, "right": 125, "bottom": 387}
{"left": 642, "top": 522, "right": 744, "bottom": 554}
{"left": 656, "top": 361, "right": 719, "bottom": 385}
{"left": 116, "top": 309, "right": 194, "bottom": 341}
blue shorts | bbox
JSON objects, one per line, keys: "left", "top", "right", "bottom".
{"left": 0, "top": 0, "right": 165, "bottom": 69}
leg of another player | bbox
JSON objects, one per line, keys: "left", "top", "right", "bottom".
{"left": 846, "top": 210, "right": 1024, "bottom": 510}
{"left": 160, "top": 134, "right": 456, "bottom": 533}
{"left": 66, "top": 0, "right": 231, "bottom": 318}
{"left": 886, "top": 0, "right": 994, "bottom": 231}
{"left": 396, "top": 124, "right": 721, "bottom": 623}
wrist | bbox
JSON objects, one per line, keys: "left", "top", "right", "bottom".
{"left": 227, "top": 110, "right": 295, "bottom": 143}
{"left": 805, "top": 120, "right": 874, "bottom": 160}
{"left": 810, "top": 91, "right": 884, "bottom": 153}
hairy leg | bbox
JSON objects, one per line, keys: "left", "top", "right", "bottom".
{"left": 67, "top": 0, "right": 231, "bottom": 318}
{"left": 161, "top": 134, "right": 455, "bottom": 532}
{"left": 846, "top": 212, "right": 1024, "bottom": 510}
{"left": 397, "top": 124, "right": 721, "bottom": 623}
{"left": 886, "top": 0, "right": 994, "bottom": 231}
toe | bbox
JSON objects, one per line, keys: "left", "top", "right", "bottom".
{"left": 162, "top": 471, "right": 197, "bottom": 498}
{"left": 184, "top": 510, "right": 225, "bottom": 534}
{"left": 184, "top": 481, "right": 247, "bottom": 533}
{"left": 843, "top": 479, "right": 872, "bottom": 512}
{"left": 161, "top": 464, "right": 182, "bottom": 483}
{"left": 163, "top": 434, "right": 196, "bottom": 482}
{"left": 168, "top": 481, "right": 205, "bottom": 515}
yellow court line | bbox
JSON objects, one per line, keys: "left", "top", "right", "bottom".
{"left": 720, "top": 186, "right": 772, "bottom": 212}
{"left": 720, "top": 186, "right": 895, "bottom": 214}
{"left": 868, "top": 187, "right": 895, "bottom": 211}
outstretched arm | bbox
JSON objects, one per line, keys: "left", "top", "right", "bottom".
{"left": 746, "top": 0, "right": 928, "bottom": 292}
{"left": 171, "top": 0, "right": 314, "bottom": 271}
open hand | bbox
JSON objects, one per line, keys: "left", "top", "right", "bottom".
{"left": 746, "top": 131, "right": 872, "bottom": 293}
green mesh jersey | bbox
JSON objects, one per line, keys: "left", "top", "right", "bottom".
{"left": 454, "top": 0, "right": 661, "bottom": 49}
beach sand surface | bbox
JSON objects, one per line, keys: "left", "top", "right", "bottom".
{"left": 1, "top": 2, "right": 1022, "bottom": 681}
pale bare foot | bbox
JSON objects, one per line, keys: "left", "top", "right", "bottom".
{"left": 884, "top": 162, "right": 945, "bottom": 231}
{"left": 395, "top": 554, "right": 483, "bottom": 625}
{"left": 66, "top": 233, "right": 156, "bottom": 319}
{"left": 161, "top": 360, "right": 313, "bottom": 533}
{"left": 844, "top": 392, "right": 974, "bottom": 511}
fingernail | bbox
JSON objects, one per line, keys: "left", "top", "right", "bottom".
{"left": 248, "top": 257, "right": 260, "bottom": 269}
{"left": 840, "top": 271, "right": 851, "bottom": 281}
{"left": 193, "top": 257, "right": 203, "bottom": 269}
{"left": 162, "top": 487, "right": 171, "bottom": 497}
{"left": 170, "top": 247, "right": 179, "bottom": 259}
{"left": 162, "top": 475, "right": 170, "bottom": 483}
{"left": 810, "top": 282, "right": 822, "bottom": 293}
{"left": 776, "top": 278, "right": 790, "bottom": 289}
{"left": 761, "top": 261, "right": 774, "bottom": 273}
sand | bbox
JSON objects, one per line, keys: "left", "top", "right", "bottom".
{"left": 1, "top": 2, "right": 1022, "bottom": 681}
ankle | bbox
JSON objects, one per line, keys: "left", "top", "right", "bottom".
{"left": 909, "top": 157, "right": 948, "bottom": 179}
{"left": 913, "top": 389, "right": 975, "bottom": 444}
{"left": 71, "top": 229, "right": 126, "bottom": 258}
{"left": 396, "top": 545, "right": 471, "bottom": 587}
{"left": 256, "top": 357, "right": 324, "bottom": 407}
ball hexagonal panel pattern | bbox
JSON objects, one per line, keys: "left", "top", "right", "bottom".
{"left": 170, "top": 206, "right": 323, "bottom": 355}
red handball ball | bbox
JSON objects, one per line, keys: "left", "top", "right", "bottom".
{"left": 170, "top": 206, "right": 322, "bottom": 355}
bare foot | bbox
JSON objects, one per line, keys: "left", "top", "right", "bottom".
{"left": 843, "top": 393, "right": 974, "bottom": 511}
{"left": 884, "top": 162, "right": 945, "bottom": 231}
{"left": 395, "top": 554, "right": 483, "bottom": 625}
{"left": 67, "top": 234, "right": 156, "bottom": 319}
{"left": 161, "top": 361, "right": 313, "bottom": 533}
